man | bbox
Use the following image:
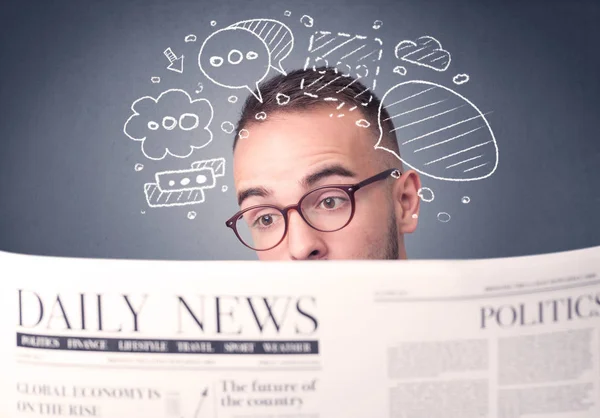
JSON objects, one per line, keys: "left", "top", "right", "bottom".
{"left": 225, "top": 67, "right": 421, "bottom": 260}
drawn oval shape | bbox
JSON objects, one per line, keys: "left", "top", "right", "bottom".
{"left": 162, "top": 116, "right": 178, "bottom": 131}
{"left": 376, "top": 80, "right": 498, "bottom": 182}
{"left": 209, "top": 56, "right": 224, "bottom": 67}
{"left": 437, "top": 212, "right": 451, "bottom": 223}
{"left": 221, "top": 121, "right": 235, "bottom": 134}
{"left": 228, "top": 49, "right": 243, "bottom": 65}
{"left": 179, "top": 113, "right": 200, "bottom": 131}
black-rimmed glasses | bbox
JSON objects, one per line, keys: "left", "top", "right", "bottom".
{"left": 225, "top": 168, "right": 401, "bottom": 251}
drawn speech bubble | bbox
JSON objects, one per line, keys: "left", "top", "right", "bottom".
{"left": 228, "top": 19, "right": 294, "bottom": 76}
{"left": 199, "top": 27, "right": 271, "bottom": 103}
{"left": 376, "top": 80, "right": 498, "bottom": 182}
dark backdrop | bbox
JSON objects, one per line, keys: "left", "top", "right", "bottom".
{"left": 1, "top": 0, "right": 599, "bottom": 260}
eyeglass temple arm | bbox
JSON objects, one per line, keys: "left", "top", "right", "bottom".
{"left": 354, "top": 168, "right": 401, "bottom": 190}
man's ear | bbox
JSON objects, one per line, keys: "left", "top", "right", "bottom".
{"left": 392, "top": 169, "right": 421, "bottom": 234}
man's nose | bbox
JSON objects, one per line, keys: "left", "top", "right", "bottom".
{"left": 286, "top": 210, "right": 327, "bottom": 260}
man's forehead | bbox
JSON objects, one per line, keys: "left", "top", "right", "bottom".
{"left": 233, "top": 108, "right": 375, "bottom": 174}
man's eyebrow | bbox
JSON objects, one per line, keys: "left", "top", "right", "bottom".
{"left": 237, "top": 186, "right": 272, "bottom": 206}
{"left": 301, "top": 164, "right": 357, "bottom": 188}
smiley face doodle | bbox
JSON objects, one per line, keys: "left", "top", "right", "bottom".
{"left": 124, "top": 89, "right": 214, "bottom": 160}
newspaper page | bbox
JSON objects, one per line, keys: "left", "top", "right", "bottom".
{"left": 1, "top": 245, "right": 599, "bottom": 418}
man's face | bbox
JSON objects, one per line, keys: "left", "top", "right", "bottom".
{"left": 232, "top": 107, "right": 402, "bottom": 260}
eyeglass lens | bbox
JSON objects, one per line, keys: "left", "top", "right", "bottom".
{"left": 234, "top": 187, "right": 353, "bottom": 250}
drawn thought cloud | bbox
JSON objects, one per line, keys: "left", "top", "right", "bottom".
{"left": 395, "top": 36, "right": 450, "bottom": 72}
{"left": 376, "top": 80, "right": 498, "bottom": 182}
{"left": 124, "top": 89, "right": 213, "bottom": 160}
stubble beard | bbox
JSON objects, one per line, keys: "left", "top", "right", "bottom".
{"left": 365, "top": 211, "right": 399, "bottom": 260}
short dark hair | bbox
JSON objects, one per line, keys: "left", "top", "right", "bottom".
{"left": 233, "top": 67, "right": 399, "bottom": 155}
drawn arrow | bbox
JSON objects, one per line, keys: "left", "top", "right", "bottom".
{"left": 164, "top": 47, "right": 184, "bottom": 74}
{"left": 192, "top": 387, "right": 209, "bottom": 418}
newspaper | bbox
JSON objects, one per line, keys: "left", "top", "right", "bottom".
{"left": 1, "top": 245, "right": 599, "bottom": 418}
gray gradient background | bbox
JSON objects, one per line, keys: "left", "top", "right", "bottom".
{"left": 0, "top": 0, "right": 599, "bottom": 261}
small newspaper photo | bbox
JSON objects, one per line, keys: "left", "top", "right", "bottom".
{"left": 1, "top": 245, "right": 599, "bottom": 418}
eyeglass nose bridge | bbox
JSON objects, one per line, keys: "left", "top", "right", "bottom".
{"left": 279, "top": 202, "right": 315, "bottom": 231}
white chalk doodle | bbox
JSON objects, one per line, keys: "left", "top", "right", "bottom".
{"left": 210, "top": 56, "right": 224, "bottom": 67}
{"left": 437, "top": 212, "right": 451, "bottom": 223}
{"left": 301, "top": 15, "right": 314, "bottom": 28}
{"left": 143, "top": 158, "right": 226, "bottom": 208}
{"left": 179, "top": 113, "right": 200, "bottom": 131}
{"left": 461, "top": 196, "right": 471, "bottom": 204}
{"left": 144, "top": 183, "right": 205, "bottom": 208}
{"left": 239, "top": 129, "right": 250, "bottom": 139}
{"left": 393, "top": 66, "right": 407, "bottom": 76}
{"left": 373, "top": 20, "right": 383, "bottom": 30}
{"left": 141, "top": 210, "right": 146, "bottom": 214}
{"left": 187, "top": 211, "right": 197, "bottom": 220}
{"left": 453, "top": 73, "right": 470, "bottom": 85}
{"left": 255, "top": 111, "right": 267, "bottom": 120}
{"left": 162, "top": 116, "right": 177, "bottom": 130}
{"left": 228, "top": 95, "right": 238, "bottom": 103}
{"left": 221, "top": 121, "right": 235, "bottom": 134}
{"left": 284, "top": 10, "right": 292, "bottom": 17}
{"left": 124, "top": 89, "right": 214, "bottom": 161}
{"left": 356, "top": 119, "right": 370, "bottom": 128}
{"left": 156, "top": 167, "right": 216, "bottom": 193}
{"left": 228, "top": 49, "right": 244, "bottom": 64}
{"left": 376, "top": 80, "right": 498, "bottom": 182}
{"left": 303, "top": 31, "right": 383, "bottom": 107}
{"left": 276, "top": 92, "right": 291, "bottom": 105}
{"left": 417, "top": 187, "right": 435, "bottom": 202}
{"left": 195, "top": 82, "right": 204, "bottom": 94}
{"left": 190, "top": 157, "right": 226, "bottom": 176}
{"left": 227, "top": 19, "right": 295, "bottom": 75}
{"left": 163, "top": 47, "right": 184, "bottom": 74}
{"left": 184, "top": 34, "right": 197, "bottom": 43}
{"left": 395, "top": 36, "right": 450, "bottom": 72}
{"left": 134, "top": 163, "right": 144, "bottom": 172}
{"left": 150, "top": 76, "right": 161, "bottom": 83}
{"left": 222, "top": 185, "right": 228, "bottom": 192}
{"left": 210, "top": 20, "right": 217, "bottom": 26}
{"left": 199, "top": 19, "right": 294, "bottom": 102}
